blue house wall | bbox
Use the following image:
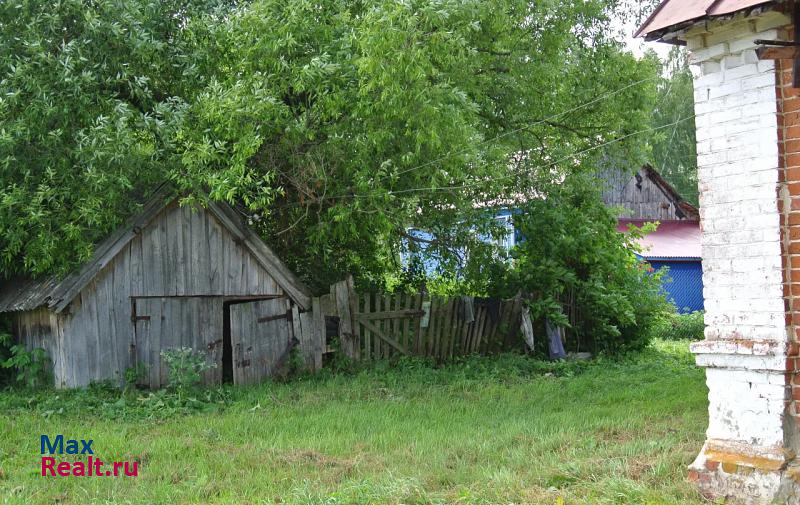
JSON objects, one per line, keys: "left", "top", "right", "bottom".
{"left": 405, "top": 211, "right": 705, "bottom": 314}
{"left": 645, "top": 258, "right": 704, "bottom": 313}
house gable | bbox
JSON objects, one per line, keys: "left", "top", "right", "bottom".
{"left": 601, "top": 165, "right": 699, "bottom": 221}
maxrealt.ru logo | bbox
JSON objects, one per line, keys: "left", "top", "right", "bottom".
{"left": 40, "top": 435, "right": 139, "bottom": 477}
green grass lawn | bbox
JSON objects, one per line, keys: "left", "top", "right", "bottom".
{"left": 0, "top": 339, "right": 708, "bottom": 504}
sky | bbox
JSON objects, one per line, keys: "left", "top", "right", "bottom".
{"left": 616, "top": 0, "right": 673, "bottom": 59}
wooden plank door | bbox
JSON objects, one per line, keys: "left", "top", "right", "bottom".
{"left": 133, "top": 296, "right": 224, "bottom": 389}
{"left": 229, "top": 298, "right": 292, "bottom": 385}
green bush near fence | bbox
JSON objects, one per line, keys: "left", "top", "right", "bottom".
{"left": 650, "top": 310, "right": 705, "bottom": 341}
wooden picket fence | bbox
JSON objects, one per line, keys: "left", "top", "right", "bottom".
{"left": 319, "top": 276, "right": 525, "bottom": 361}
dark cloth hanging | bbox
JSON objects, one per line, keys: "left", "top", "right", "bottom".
{"left": 545, "top": 319, "right": 566, "bottom": 359}
{"left": 476, "top": 297, "right": 502, "bottom": 323}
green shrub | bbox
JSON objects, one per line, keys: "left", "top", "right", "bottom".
{"left": 0, "top": 322, "right": 13, "bottom": 385}
{"left": 489, "top": 173, "right": 673, "bottom": 356}
{"left": 0, "top": 327, "right": 50, "bottom": 388}
{"left": 123, "top": 363, "right": 149, "bottom": 392}
{"left": 160, "top": 347, "right": 216, "bottom": 393}
{"left": 650, "top": 310, "right": 705, "bottom": 341}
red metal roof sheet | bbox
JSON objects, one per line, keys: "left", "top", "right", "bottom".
{"left": 618, "top": 219, "right": 701, "bottom": 259}
{"left": 635, "top": 0, "right": 773, "bottom": 39}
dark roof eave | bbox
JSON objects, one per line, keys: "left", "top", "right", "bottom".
{"left": 635, "top": 0, "right": 779, "bottom": 43}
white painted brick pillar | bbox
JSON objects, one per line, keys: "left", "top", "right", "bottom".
{"left": 683, "top": 10, "right": 800, "bottom": 503}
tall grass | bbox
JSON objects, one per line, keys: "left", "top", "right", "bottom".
{"left": 0, "top": 339, "right": 707, "bottom": 504}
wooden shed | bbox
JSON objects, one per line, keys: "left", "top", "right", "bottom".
{"left": 0, "top": 188, "right": 324, "bottom": 388}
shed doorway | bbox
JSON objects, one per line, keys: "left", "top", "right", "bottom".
{"left": 223, "top": 297, "right": 293, "bottom": 385}
{"left": 132, "top": 296, "right": 224, "bottom": 389}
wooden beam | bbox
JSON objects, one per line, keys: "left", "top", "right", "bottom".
{"left": 334, "top": 280, "right": 356, "bottom": 359}
{"left": 355, "top": 310, "right": 425, "bottom": 320}
{"left": 756, "top": 46, "right": 800, "bottom": 60}
{"left": 358, "top": 318, "right": 409, "bottom": 356}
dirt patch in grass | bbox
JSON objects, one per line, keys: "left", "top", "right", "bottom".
{"left": 626, "top": 456, "right": 654, "bottom": 480}
{"left": 277, "top": 449, "right": 382, "bottom": 483}
{"left": 596, "top": 426, "right": 636, "bottom": 444}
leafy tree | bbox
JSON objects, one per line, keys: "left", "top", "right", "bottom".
{"left": 649, "top": 46, "right": 698, "bottom": 205}
{"left": 491, "top": 173, "right": 671, "bottom": 354}
{"left": 175, "top": 0, "right": 660, "bottom": 290}
{"left": 1, "top": 0, "right": 661, "bottom": 300}
{"left": 0, "top": 0, "right": 218, "bottom": 276}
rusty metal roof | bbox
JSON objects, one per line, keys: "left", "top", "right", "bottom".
{"left": 635, "top": 0, "right": 775, "bottom": 40}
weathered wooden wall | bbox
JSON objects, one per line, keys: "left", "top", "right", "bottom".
{"left": 601, "top": 168, "right": 686, "bottom": 221}
{"left": 36, "top": 203, "right": 293, "bottom": 388}
{"left": 133, "top": 296, "right": 225, "bottom": 388}
{"left": 12, "top": 307, "right": 63, "bottom": 382}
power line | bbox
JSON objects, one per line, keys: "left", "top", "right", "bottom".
{"left": 384, "top": 114, "right": 697, "bottom": 198}
{"left": 389, "top": 75, "right": 659, "bottom": 180}
{"left": 273, "top": 112, "right": 696, "bottom": 208}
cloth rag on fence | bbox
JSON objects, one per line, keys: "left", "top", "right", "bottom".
{"left": 459, "top": 296, "right": 475, "bottom": 323}
{"left": 545, "top": 318, "right": 566, "bottom": 359}
{"left": 520, "top": 307, "right": 535, "bottom": 351}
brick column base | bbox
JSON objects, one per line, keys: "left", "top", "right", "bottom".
{"left": 687, "top": 339, "right": 800, "bottom": 503}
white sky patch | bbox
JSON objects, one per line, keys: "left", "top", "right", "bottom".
{"left": 614, "top": 0, "right": 673, "bottom": 59}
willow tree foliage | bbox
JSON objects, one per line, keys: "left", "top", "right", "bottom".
{"left": 0, "top": 0, "right": 223, "bottom": 275}
{"left": 1, "top": 0, "right": 659, "bottom": 293}
{"left": 649, "top": 46, "right": 698, "bottom": 206}
{"left": 174, "top": 0, "right": 660, "bottom": 289}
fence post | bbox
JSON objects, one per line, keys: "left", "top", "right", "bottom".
{"left": 333, "top": 279, "right": 356, "bottom": 360}
{"left": 346, "top": 274, "right": 360, "bottom": 361}
{"left": 311, "top": 297, "right": 324, "bottom": 369}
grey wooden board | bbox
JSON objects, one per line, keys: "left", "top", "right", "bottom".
{"left": 229, "top": 298, "right": 291, "bottom": 385}
{"left": 311, "top": 297, "right": 325, "bottom": 369}
{"left": 334, "top": 280, "right": 355, "bottom": 359}
{"left": 133, "top": 296, "right": 223, "bottom": 389}
{"left": 297, "top": 308, "right": 315, "bottom": 370}
{"left": 599, "top": 166, "right": 694, "bottom": 221}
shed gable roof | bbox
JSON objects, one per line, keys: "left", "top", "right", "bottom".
{"left": 0, "top": 187, "right": 312, "bottom": 313}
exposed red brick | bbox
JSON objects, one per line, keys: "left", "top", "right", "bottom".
{"left": 785, "top": 138, "right": 800, "bottom": 154}
{"left": 784, "top": 98, "right": 800, "bottom": 115}
{"left": 785, "top": 126, "right": 800, "bottom": 142}
{"left": 788, "top": 182, "right": 800, "bottom": 196}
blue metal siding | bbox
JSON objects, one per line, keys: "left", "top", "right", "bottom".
{"left": 647, "top": 259, "right": 704, "bottom": 313}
